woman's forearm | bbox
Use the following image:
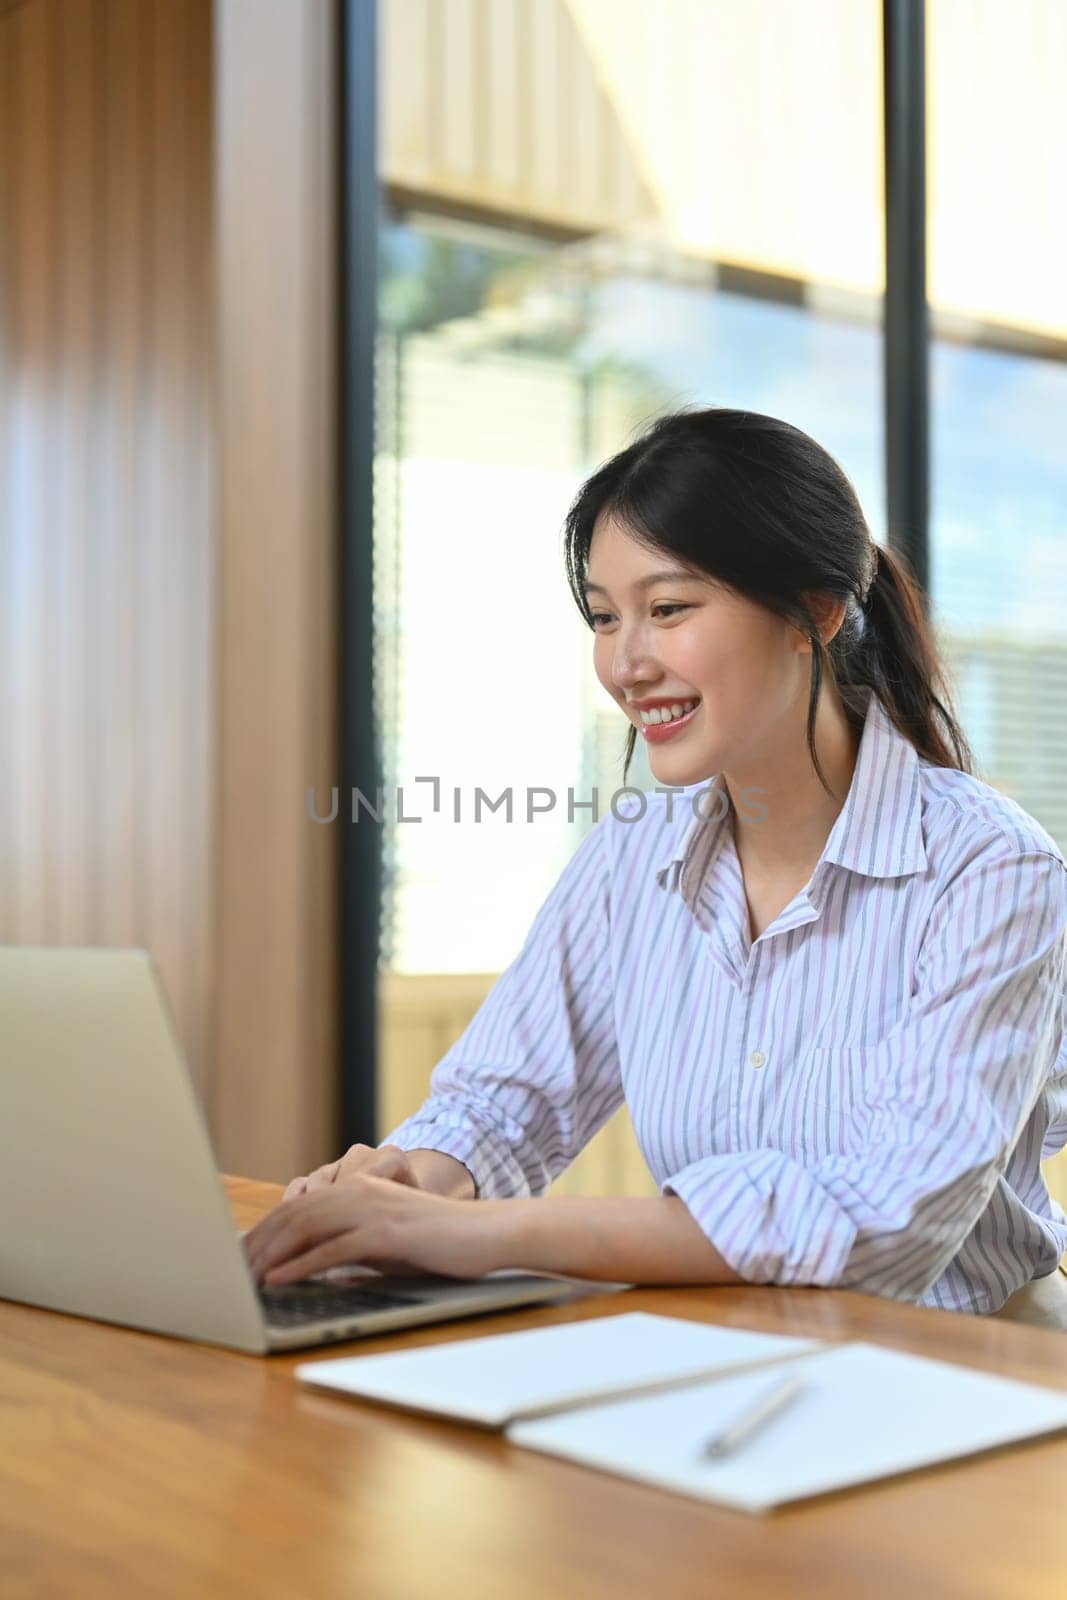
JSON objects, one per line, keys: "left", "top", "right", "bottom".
{"left": 481, "top": 1193, "right": 746, "bottom": 1285}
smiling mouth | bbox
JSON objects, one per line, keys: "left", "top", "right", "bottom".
{"left": 632, "top": 698, "right": 701, "bottom": 727}
{"left": 637, "top": 701, "right": 701, "bottom": 743}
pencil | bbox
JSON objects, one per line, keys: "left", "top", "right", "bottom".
{"left": 700, "top": 1372, "right": 807, "bottom": 1460}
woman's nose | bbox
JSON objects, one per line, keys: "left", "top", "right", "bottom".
{"left": 603, "top": 618, "right": 660, "bottom": 692}
{"left": 612, "top": 651, "right": 658, "bottom": 695}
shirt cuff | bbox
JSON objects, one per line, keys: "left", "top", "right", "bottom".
{"left": 379, "top": 1110, "right": 536, "bottom": 1202}
{"left": 661, "top": 1149, "right": 858, "bottom": 1286}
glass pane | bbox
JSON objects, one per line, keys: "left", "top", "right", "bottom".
{"left": 928, "top": 1, "right": 1067, "bottom": 852}
{"left": 373, "top": 0, "right": 884, "bottom": 1178}
{"left": 928, "top": 0, "right": 1066, "bottom": 338}
{"left": 376, "top": 0, "right": 884, "bottom": 978}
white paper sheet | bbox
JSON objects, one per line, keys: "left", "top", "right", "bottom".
{"left": 506, "top": 1340, "right": 1067, "bottom": 1512}
{"left": 295, "top": 1310, "right": 826, "bottom": 1427}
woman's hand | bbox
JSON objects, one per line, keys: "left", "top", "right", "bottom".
{"left": 243, "top": 1173, "right": 502, "bottom": 1286}
{"left": 281, "top": 1143, "right": 424, "bottom": 1202}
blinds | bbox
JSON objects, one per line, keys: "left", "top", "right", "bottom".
{"left": 942, "top": 636, "right": 1067, "bottom": 853}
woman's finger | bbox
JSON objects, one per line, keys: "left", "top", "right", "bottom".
{"left": 244, "top": 1196, "right": 314, "bottom": 1278}
{"left": 247, "top": 1210, "right": 313, "bottom": 1280}
{"left": 263, "top": 1229, "right": 371, "bottom": 1285}
{"left": 334, "top": 1144, "right": 376, "bottom": 1181}
{"left": 250, "top": 1189, "right": 367, "bottom": 1281}
{"left": 243, "top": 1214, "right": 274, "bottom": 1276}
{"left": 305, "top": 1159, "right": 343, "bottom": 1193}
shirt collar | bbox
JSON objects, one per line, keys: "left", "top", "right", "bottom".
{"left": 654, "top": 688, "right": 928, "bottom": 889}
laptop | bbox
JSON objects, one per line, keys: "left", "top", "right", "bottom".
{"left": 0, "top": 946, "right": 627, "bottom": 1353}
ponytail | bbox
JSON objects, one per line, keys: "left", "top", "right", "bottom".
{"left": 829, "top": 540, "right": 975, "bottom": 777}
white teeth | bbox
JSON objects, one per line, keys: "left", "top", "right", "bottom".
{"left": 640, "top": 700, "right": 697, "bottom": 726}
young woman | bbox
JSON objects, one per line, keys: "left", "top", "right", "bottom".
{"left": 244, "top": 407, "right": 1067, "bottom": 1327}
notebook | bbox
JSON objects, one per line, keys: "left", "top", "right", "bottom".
{"left": 296, "top": 1311, "right": 1067, "bottom": 1512}
{"left": 295, "top": 1310, "right": 827, "bottom": 1425}
{"left": 508, "top": 1341, "right": 1067, "bottom": 1513}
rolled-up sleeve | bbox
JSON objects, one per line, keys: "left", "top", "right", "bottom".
{"left": 662, "top": 841, "right": 1067, "bottom": 1300}
{"left": 379, "top": 820, "right": 625, "bottom": 1200}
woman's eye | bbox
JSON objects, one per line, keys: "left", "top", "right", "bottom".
{"left": 591, "top": 604, "right": 689, "bottom": 628}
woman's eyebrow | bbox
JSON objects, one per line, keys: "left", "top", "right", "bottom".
{"left": 584, "top": 568, "right": 699, "bottom": 596}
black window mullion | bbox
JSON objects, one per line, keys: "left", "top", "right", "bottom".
{"left": 338, "top": 0, "right": 382, "bottom": 1149}
{"left": 883, "top": 0, "right": 930, "bottom": 599}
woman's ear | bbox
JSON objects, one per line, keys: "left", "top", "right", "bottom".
{"left": 794, "top": 592, "right": 848, "bottom": 653}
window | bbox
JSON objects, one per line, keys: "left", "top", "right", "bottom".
{"left": 375, "top": 0, "right": 884, "bottom": 975}
{"left": 927, "top": 0, "right": 1067, "bottom": 851}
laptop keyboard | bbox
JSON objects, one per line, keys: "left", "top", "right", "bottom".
{"left": 258, "top": 1282, "right": 428, "bottom": 1327}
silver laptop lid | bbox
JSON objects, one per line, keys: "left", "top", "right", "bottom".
{"left": 0, "top": 946, "right": 268, "bottom": 1353}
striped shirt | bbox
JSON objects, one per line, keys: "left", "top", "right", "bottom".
{"left": 382, "top": 687, "right": 1067, "bottom": 1313}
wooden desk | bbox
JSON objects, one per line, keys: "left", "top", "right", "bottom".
{"left": 3, "top": 1176, "right": 1065, "bottom": 1600}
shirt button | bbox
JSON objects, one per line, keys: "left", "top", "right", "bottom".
{"left": 749, "top": 1049, "right": 766, "bottom": 1068}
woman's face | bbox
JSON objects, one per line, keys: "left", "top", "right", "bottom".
{"left": 586, "top": 514, "right": 808, "bottom": 787}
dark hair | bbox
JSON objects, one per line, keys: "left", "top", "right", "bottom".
{"left": 563, "top": 406, "right": 974, "bottom": 795}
